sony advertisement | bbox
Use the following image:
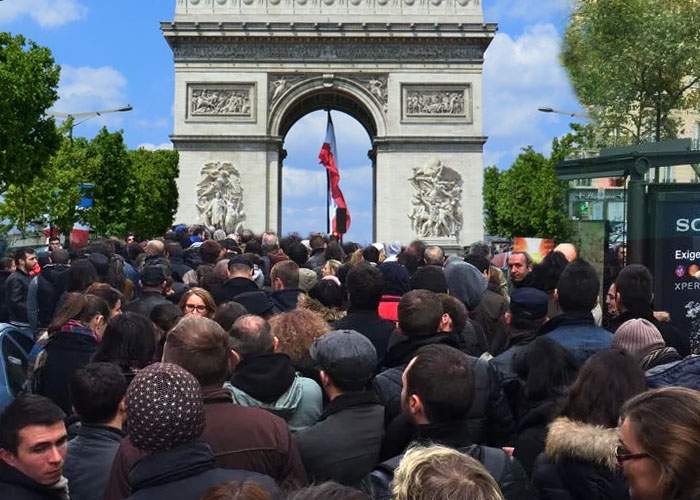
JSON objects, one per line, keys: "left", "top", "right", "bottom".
{"left": 649, "top": 186, "right": 700, "bottom": 355}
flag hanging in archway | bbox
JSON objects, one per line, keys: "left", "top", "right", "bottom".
{"left": 318, "top": 111, "right": 351, "bottom": 235}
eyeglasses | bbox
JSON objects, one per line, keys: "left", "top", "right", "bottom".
{"left": 184, "top": 303, "right": 208, "bottom": 313}
{"left": 616, "top": 445, "right": 651, "bottom": 466}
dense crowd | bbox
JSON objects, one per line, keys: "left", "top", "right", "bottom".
{"left": 0, "top": 227, "right": 698, "bottom": 500}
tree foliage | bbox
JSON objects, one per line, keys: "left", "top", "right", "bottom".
{"left": 0, "top": 125, "right": 179, "bottom": 239}
{"left": 483, "top": 147, "right": 572, "bottom": 241}
{"left": 0, "top": 32, "right": 61, "bottom": 192}
{"left": 128, "top": 148, "right": 180, "bottom": 239}
{"left": 562, "top": 0, "right": 700, "bottom": 143}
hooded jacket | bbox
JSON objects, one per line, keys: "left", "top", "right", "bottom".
{"left": 645, "top": 355, "right": 700, "bottom": 391}
{"left": 268, "top": 288, "right": 302, "bottom": 312}
{"left": 215, "top": 276, "right": 259, "bottom": 304}
{"left": 540, "top": 312, "right": 613, "bottom": 367}
{"left": 35, "top": 264, "right": 70, "bottom": 328}
{"left": 365, "top": 419, "right": 534, "bottom": 500}
{"left": 444, "top": 258, "right": 488, "bottom": 310}
{"left": 127, "top": 441, "right": 280, "bottom": 500}
{"left": 532, "top": 417, "right": 630, "bottom": 500}
{"left": 227, "top": 353, "right": 322, "bottom": 431}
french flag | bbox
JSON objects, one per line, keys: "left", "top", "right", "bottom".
{"left": 318, "top": 112, "right": 350, "bottom": 234}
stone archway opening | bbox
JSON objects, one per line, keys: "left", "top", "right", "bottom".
{"left": 280, "top": 107, "right": 374, "bottom": 243}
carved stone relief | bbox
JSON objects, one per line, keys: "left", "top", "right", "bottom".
{"left": 188, "top": 84, "right": 255, "bottom": 119}
{"left": 409, "top": 159, "right": 463, "bottom": 238}
{"left": 174, "top": 40, "right": 483, "bottom": 63}
{"left": 196, "top": 162, "right": 246, "bottom": 233}
{"left": 267, "top": 72, "right": 389, "bottom": 113}
{"left": 402, "top": 84, "right": 472, "bottom": 122}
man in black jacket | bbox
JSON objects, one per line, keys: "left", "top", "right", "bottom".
{"left": 374, "top": 290, "right": 515, "bottom": 448}
{"left": 64, "top": 363, "right": 127, "bottom": 500}
{"left": 365, "top": 344, "right": 533, "bottom": 500}
{"left": 126, "top": 265, "right": 171, "bottom": 318}
{"left": 31, "top": 249, "right": 70, "bottom": 330}
{"left": 333, "top": 263, "right": 395, "bottom": 365}
{"left": 268, "top": 260, "right": 302, "bottom": 312}
{"left": 611, "top": 264, "right": 690, "bottom": 356}
{"left": 5, "top": 248, "right": 37, "bottom": 325}
{"left": 0, "top": 394, "right": 69, "bottom": 499}
{"left": 295, "top": 329, "right": 385, "bottom": 486}
{"left": 216, "top": 254, "right": 259, "bottom": 304}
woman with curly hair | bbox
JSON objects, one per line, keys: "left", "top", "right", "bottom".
{"left": 269, "top": 308, "right": 329, "bottom": 379}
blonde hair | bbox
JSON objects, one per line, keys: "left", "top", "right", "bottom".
{"left": 269, "top": 309, "right": 329, "bottom": 364}
{"left": 324, "top": 259, "right": 342, "bottom": 276}
{"left": 393, "top": 445, "right": 504, "bottom": 500}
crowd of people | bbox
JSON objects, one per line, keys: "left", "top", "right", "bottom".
{"left": 0, "top": 227, "right": 699, "bottom": 500}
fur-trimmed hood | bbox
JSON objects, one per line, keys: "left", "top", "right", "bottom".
{"left": 297, "top": 293, "right": 347, "bottom": 322}
{"left": 544, "top": 417, "right": 619, "bottom": 471}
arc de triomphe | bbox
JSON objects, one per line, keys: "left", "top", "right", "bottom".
{"left": 163, "top": 0, "right": 495, "bottom": 244}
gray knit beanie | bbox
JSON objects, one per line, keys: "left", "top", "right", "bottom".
{"left": 613, "top": 318, "right": 665, "bottom": 355}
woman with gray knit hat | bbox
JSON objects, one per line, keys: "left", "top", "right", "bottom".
{"left": 613, "top": 318, "right": 681, "bottom": 370}
{"left": 124, "top": 363, "right": 280, "bottom": 500}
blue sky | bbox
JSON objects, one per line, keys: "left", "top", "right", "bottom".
{"left": 0, "top": 0, "right": 583, "bottom": 244}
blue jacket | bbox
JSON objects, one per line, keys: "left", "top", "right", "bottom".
{"left": 540, "top": 313, "right": 612, "bottom": 366}
{"left": 64, "top": 424, "right": 124, "bottom": 500}
{"left": 646, "top": 356, "right": 700, "bottom": 391}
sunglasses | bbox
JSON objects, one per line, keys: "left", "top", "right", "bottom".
{"left": 184, "top": 303, "right": 208, "bottom": 313}
{"left": 616, "top": 445, "right": 650, "bottom": 466}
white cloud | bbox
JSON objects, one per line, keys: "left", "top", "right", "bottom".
{"left": 282, "top": 166, "right": 326, "bottom": 199}
{"left": 51, "top": 65, "right": 130, "bottom": 129}
{"left": 137, "top": 142, "right": 173, "bottom": 151}
{"left": 483, "top": 23, "right": 579, "bottom": 141}
{"left": 485, "top": 0, "right": 573, "bottom": 24}
{"left": 0, "top": 0, "right": 87, "bottom": 28}
{"left": 136, "top": 117, "right": 169, "bottom": 130}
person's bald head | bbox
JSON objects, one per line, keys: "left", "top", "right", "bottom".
{"left": 554, "top": 243, "right": 577, "bottom": 262}
{"left": 228, "top": 314, "right": 275, "bottom": 356}
{"left": 145, "top": 240, "right": 165, "bottom": 257}
{"left": 424, "top": 246, "right": 445, "bottom": 266}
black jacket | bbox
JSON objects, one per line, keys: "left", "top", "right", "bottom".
{"left": 35, "top": 322, "right": 98, "bottom": 415}
{"left": 5, "top": 270, "right": 31, "bottom": 323}
{"left": 611, "top": 309, "right": 690, "bottom": 357}
{"left": 295, "top": 391, "right": 384, "bottom": 486}
{"left": 216, "top": 276, "right": 259, "bottom": 304}
{"left": 168, "top": 256, "right": 192, "bottom": 283}
{"left": 64, "top": 424, "right": 124, "bottom": 500}
{"left": 374, "top": 333, "right": 515, "bottom": 447}
{"left": 365, "top": 420, "right": 533, "bottom": 500}
{"left": 269, "top": 288, "right": 301, "bottom": 312}
{"left": 473, "top": 288, "right": 509, "bottom": 355}
{"left": 127, "top": 441, "right": 280, "bottom": 500}
{"left": 36, "top": 264, "right": 70, "bottom": 329}
{"left": 332, "top": 310, "right": 395, "bottom": 366}
{"left": 126, "top": 290, "right": 171, "bottom": 319}
{"left": 532, "top": 417, "right": 629, "bottom": 500}
{"left": 513, "top": 397, "right": 562, "bottom": 476}
{"left": 0, "top": 269, "right": 13, "bottom": 322}
{"left": 0, "top": 460, "right": 68, "bottom": 499}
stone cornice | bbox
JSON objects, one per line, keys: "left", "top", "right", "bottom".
{"left": 161, "top": 20, "right": 497, "bottom": 38}
{"left": 374, "top": 135, "right": 487, "bottom": 152}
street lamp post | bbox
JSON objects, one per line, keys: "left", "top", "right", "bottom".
{"left": 48, "top": 105, "right": 133, "bottom": 139}
{"left": 537, "top": 107, "right": 590, "bottom": 119}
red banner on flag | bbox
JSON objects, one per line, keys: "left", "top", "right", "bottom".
{"left": 318, "top": 113, "right": 351, "bottom": 235}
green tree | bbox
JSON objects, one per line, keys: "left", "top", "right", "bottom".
{"left": 562, "top": 0, "right": 700, "bottom": 143}
{"left": 83, "top": 128, "right": 134, "bottom": 236}
{"left": 0, "top": 33, "right": 61, "bottom": 192}
{"left": 485, "top": 147, "right": 572, "bottom": 241}
{"left": 128, "top": 148, "right": 179, "bottom": 239}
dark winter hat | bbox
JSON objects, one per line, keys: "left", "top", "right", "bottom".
{"left": 310, "top": 329, "right": 377, "bottom": 388}
{"left": 510, "top": 287, "right": 549, "bottom": 321}
{"left": 613, "top": 318, "right": 665, "bottom": 355}
{"left": 126, "top": 362, "right": 205, "bottom": 452}
{"left": 140, "top": 265, "right": 167, "bottom": 287}
{"left": 410, "top": 265, "right": 448, "bottom": 294}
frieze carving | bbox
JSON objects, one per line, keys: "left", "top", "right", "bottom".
{"left": 409, "top": 159, "right": 463, "bottom": 238}
{"left": 177, "top": 0, "right": 480, "bottom": 14}
{"left": 189, "top": 84, "right": 254, "bottom": 118}
{"left": 268, "top": 72, "right": 389, "bottom": 113}
{"left": 402, "top": 84, "right": 471, "bottom": 121}
{"left": 197, "top": 162, "right": 246, "bottom": 233}
{"left": 173, "top": 40, "right": 484, "bottom": 63}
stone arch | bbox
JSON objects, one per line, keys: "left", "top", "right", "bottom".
{"left": 268, "top": 75, "right": 387, "bottom": 139}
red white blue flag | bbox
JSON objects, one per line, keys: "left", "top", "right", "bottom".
{"left": 318, "top": 112, "right": 350, "bottom": 234}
